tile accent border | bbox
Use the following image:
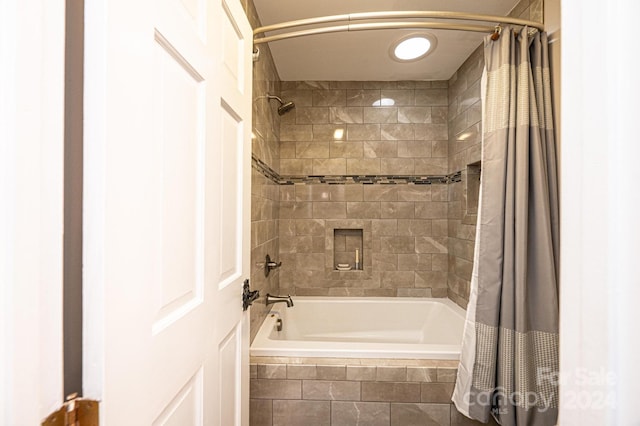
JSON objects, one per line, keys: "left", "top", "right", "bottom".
{"left": 252, "top": 154, "right": 464, "bottom": 186}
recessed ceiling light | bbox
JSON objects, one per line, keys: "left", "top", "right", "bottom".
{"left": 390, "top": 33, "right": 437, "bottom": 62}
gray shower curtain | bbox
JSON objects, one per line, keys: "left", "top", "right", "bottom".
{"left": 451, "top": 27, "right": 559, "bottom": 426}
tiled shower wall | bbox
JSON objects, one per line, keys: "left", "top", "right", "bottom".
{"left": 277, "top": 81, "right": 452, "bottom": 297}
{"left": 244, "top": 0, "right": 282, "bottom": 342}
{"left": 446, "top": 0, "right": 545, "bottom": 308}
{"left": 245, "top": 0, "right": 546, "bottom": 318}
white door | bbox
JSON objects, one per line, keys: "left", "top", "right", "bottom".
{"left": 83, "top": 0, "right": 252, "bottom": 423}
{"left": 1, "top": 1, "right": 65, "bottom": 424}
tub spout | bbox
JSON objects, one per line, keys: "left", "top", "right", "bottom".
{"left": 266, "top": 294, "right": 294, "bottom": 307}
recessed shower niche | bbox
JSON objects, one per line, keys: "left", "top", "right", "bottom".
{"left": 333, "top": 229, "right": 363, "bottom": 270}
{"left": 325, "top": 220, "right": 372, "bottom": 279}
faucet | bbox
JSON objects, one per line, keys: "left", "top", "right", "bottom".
{"left": 265, "top": 294, "right": 294, "bottom": 307}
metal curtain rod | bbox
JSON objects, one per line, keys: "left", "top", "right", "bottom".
{"left": 253, "top": 10, "right": 544, "bottom": 45}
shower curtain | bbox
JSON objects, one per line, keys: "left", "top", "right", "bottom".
{"left": 451, "top": 27, "right": 559, "bottom": 426}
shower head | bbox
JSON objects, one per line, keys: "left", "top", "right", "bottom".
{"left": 277, "top": 100, "right": 295, "bottom": 115}
{"left": 267, "top": 94, "right": 296, "bottom": 116}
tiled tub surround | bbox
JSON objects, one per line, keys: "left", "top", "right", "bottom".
{"left": 252, "top": 153, "right": 472, "bottom": 298}
{"left": 249, "top": 357, "right": 498, "bottom": 426}
{"left": 276, "top": 80, "right": 460, "bottom": 298}
{"left": 245, "top": 0, "right": 282, "bottom": 342}
{"left": 279, "top": 182, "right": 449, "bottom": 298}
{"left": 279, "top": 80, "right": 450, "bottom": 178}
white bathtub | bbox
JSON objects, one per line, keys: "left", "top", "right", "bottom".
{"left": 250, "top": 297, "right": 465, "bottom": 360}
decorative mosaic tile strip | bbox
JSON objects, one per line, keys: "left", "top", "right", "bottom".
{"left": 449, "top": 170, "right": 462, "bottom": 183}
{"left": 279, "top": 175, "right": 450, "bottom": 185}
{"left": 252, "top": 155, "right": 465, "bottom": 186}
{"left": 251, "top": 154, "right": 281, "bottom": 184}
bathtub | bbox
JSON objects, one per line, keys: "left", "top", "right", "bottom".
{"left": 250, "top": 297, "right": 465, "bottom": 360}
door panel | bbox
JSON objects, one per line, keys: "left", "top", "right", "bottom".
{"left": 152, "top": 29, "right": 206, "bottom": 334}
{"left": 84, "top": 0, "right": 252, "bottom": 423}
{"left": 152, "top": 368, "right": 204, "bottom": 426}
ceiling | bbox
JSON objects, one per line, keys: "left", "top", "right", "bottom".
{"left": 252, "top": 0, "right": 522, "bottom": 81}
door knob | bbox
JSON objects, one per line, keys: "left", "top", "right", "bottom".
{"left": 242, "top": 279, "right": 259, "bottom": 311}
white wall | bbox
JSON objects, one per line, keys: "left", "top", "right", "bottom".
{"left": 560, "top": 0, "right": 640, "bottom": 424}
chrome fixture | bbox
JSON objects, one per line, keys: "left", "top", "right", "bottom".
{"left": 264, "top": 254, "right": 282, "bottom": 277}
{"left": 266, "top": 94, "right": 295, "bottom": 115}
{"left": 266, "top": 294, "right": 294, "bottom": 307}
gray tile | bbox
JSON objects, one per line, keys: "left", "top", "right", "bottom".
{"left": 330, "top": 141, "right": 364, "bottom": 158}
{"left": 363, "top": 141, "right": 398, "bottom": 158}
{"left": 330, "top": 107, "right": 364, "bottom": 124}
{"left": 414, "top": 89, "right": 448, "bottom": 106}
{"left": 313, "top": 89, "right": 346, "bottom": 107}
{"left": 381, "top": 271, "right": 416, "bottom": 288}
{"left": 346, "top": 365, "right": 377, "bottom": 381}
{"left": 258, "top": 364, "right": 287, "bottom": 379}
{"left": 415, "top": 271, "right": 448, "bottom": 289}
{"left": 280, "top": 159, "right": 313, "bottom": 175}
{"left": 415, "top": 237, "right": 448, "bottom": 254}
{"left": 398, "top": 107, "right": 432, "bottom": 124}
{"left": 398, "top": 141, "right": 432, "bottom": 158}
{"left": 380, "top": 236, "right": 415, "bottom": 253}
{"left": 347, "top": 124, "right": 381, "bottom": 141}
{"left": 313, "top": 158, "right": 346, "bottom": 175}
{"left": 280, "top": 124, "right": 313, "bottom": 141}
{"left": 376, "top": 366, "right": 406, "bottom": 382}
{"left": 346, "top": 158, "right": 381, "bottom": 175}
{"left": 420, "top": 383, "right": 454, "bottom": 403}
{"left": 381, "top": 124, "right": 415, "bottom": 141}
{"left": 398, "top": 254, "right": 432, "bottom": 271}
{"left": 302, "top": 380, "right": 361, "bottom": 400}
{"left": 250, "top": 379, "right": 301, "bottom": 400}
{"left": 295, "top": 141, "right": 329, "bottom": 158}
{"left": 347, "top": 89, "right": 381, "bottom": 107}
{"left": 396, "top": 288, "right": 431, "bottom": 297}
{"left": 437, "top": 367, "right": 457, "bottom": 383}
{"left": 390, "top": 403, "right": 450, "bottom": 426}
{"left": 250, "top": 399, "right": 272, "bottom": 426}
{"left": 295, "top": 107, "right": 330, "bottom": 124}
{"left": 317, "top": 365, "right": 346, "bottom": 380}
{"left": 397, "top": 219, "right": 433, "bottom": 237}
{"left": 381, "top": 89, "right": 414, "bottom": 106}
{"left": 287, "top": 364, "right": 317, "bottom": 380}
{"left": 272, "top": 400, "right": 331, "bottom": 426}
{"left": 332, "top": 402, "right": 390, "bottom": 426}
{"left": 347, "top": 202, "right": 381, "bottom": 219}
{"left": 364, "top": 107, "right": 398, "bottom": 124}
{"left": 362, "top": 382, "right": 421, "bottom": 402}
{"left": 313, "top": 202, "right": 346, "bottom": 219}
{"left": 380, "top": 202, "right": 415, "bottom": 219}
{"left": 380, "top": 158, "right": 414, "bottom": 175}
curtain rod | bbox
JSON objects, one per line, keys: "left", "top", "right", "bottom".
{"left": 253, "top": 10, "right": 544, "bottom": 45}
